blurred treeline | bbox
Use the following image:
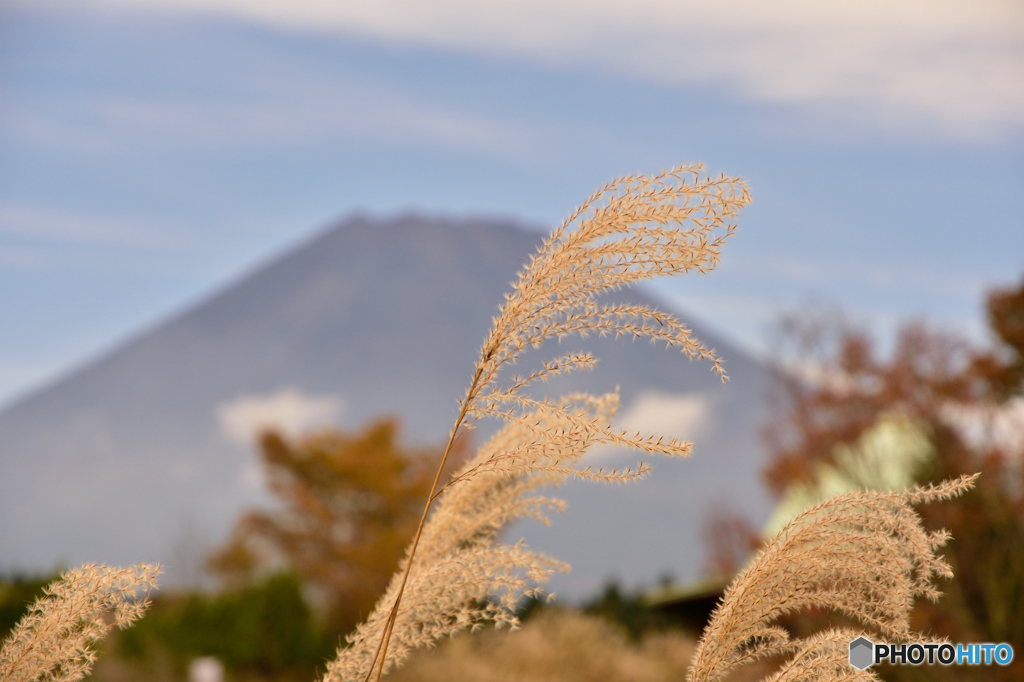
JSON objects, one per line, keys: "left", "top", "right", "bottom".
{"left": 1, "top": 277, "right": 1021, "bottom": 681}
{"left": 0, "top": 420, "right": 442, "bottom": 681}
{"left": 127, "top": 419, "right": 448, "bottom": 681}
{"left": 0, "top": 420, "right": 698, "bottom": 681}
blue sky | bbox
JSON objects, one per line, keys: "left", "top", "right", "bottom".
{"left": 1, "top": 0, "right": 1023, "bottom": 409}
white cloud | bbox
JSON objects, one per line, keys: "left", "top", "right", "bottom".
{"left": 585, "top": 390, "right": 712, "bottom": 464}
{"left": 617, "top": 390, "right": 712, "bottom": 443}
{"left": 216, "top": 388, "right": 344, "bottom": 445}
{"left": 52, "top": 0, "right": 1024, "bottom": 140}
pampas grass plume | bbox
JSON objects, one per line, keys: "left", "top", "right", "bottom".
{"left": 0, "top": 563, "right": 160, "bottom": 682}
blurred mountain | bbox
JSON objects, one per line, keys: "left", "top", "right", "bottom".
{"left": 0, "top": 215, "right": 778, "bottom": 598}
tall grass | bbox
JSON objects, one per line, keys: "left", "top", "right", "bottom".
{"left": 317, "top": 165, "right": 974, "bottom": 679}
{"left": 329, "top": 164, "right": 749, "bottom": 681}
{"left": 688, "top": 476, "right": 975, "bottom": 682}
{"left": 0, "top": 563, "right": 158, "bottom": 682}
{"left": 318, "top": 165, "right": 974, "bottom": 682}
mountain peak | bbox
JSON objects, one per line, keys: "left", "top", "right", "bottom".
{"left": 0, "top": 214, "right": 776, "bottom": 598}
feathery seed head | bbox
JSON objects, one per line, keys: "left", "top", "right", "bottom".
{"left": 687, "top": 475, "right": 977, "bottom": 682}
{"left": 331, "top": 166, "right": 747, "bottom": 681}
{"left": 0, "top": 563, "right": 160, "bottom": 682}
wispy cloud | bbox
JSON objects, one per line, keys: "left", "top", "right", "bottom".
{"left": 92, "top": 89, "right": 547, "bottom": 160}
{"left": 653, "top": 242, "right": 1002, "bottom": 353}
{"left": 51, "top": 0, "right": 1024, "bottom": 141}
{"left": 728, "top": 252, "right": 989, "bottom": 300}
{"left": 0, "top": 246, "right": 51, "bottom": 269}
{"left": 5, "top": 66, "right": 549, "bottom": 161}
{"left": 0, "top": 203, "right": 170, "bottom": 247}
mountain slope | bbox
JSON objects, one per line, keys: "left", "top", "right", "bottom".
{"left": 0, "top": 215, "right": 777, "bottom": 597}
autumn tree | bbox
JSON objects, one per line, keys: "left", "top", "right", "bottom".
{"left": 208, "top": 418, "right": 467, "bottom": 635}
{"left": 762, "top": 278, "right": 1024, "bottom": 681}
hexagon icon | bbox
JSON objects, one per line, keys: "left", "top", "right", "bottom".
{"left": 849, "top": 636, "right": 874, "bottom": 670}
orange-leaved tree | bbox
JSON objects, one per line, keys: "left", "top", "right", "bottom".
{"left": 209, "top": 419, "right": 467, "bottom": 635}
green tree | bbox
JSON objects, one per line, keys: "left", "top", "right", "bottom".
{"left": 120, "top": 571, "right": 334, "bottom": 681}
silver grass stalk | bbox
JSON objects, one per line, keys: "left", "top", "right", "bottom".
{"left": 687, "top": 475, "right": 978, "bottom": 682}
{"left": 0, "top": 563, "right": 160, "bottom": 682}
{"left": 331, "top": 164, "right": 750, "bottom": 682}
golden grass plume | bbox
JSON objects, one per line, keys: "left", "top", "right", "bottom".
{"left": 330, "top": 164, "right": 751, "bottom": 681}
{"left": 688, "top": 475, "right": 978, "bottom": 682}
{"left": 0, "top": 563, "right": 160, "bottom": 682}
